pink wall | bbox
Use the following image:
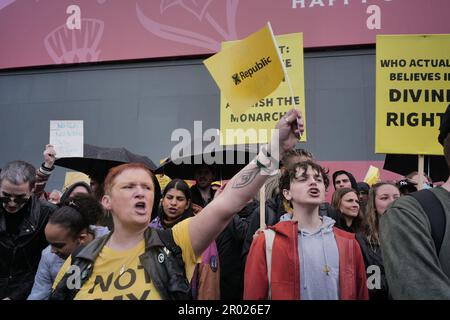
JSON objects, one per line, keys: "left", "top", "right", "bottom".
{"left": 319, "top": 160, "right": 402, "bottom": 202}
{"left": 1, "top": 0, "right": 449, "bottom": 69}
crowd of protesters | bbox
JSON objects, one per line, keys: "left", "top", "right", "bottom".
{"left": 1, "top": 106, "right": 450, "bottom": 300}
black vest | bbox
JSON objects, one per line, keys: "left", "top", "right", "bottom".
{"left": 50, "top": 228, "right": 191, "bottom": 300}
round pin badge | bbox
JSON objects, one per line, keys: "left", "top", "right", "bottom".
{"left": 210, "top": 256, "right": 218, "bottom": 272}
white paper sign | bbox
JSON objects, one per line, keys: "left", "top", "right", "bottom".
{"left": 50, "top": 120, "right": 84, "bottom": 157}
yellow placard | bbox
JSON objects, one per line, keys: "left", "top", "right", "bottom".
{"left": 375, "top": 34, "right": 450, "bottom": 155}
{"left": 204, "top": 23, "right": 284, "bottom": 116}
{"left": 63, "top": 172, "right": 90, "bottom": 191}
{"left": 156, "top": 174, "right": 196, "bottom": 192}
{"left": 184, "top": 180, "right": 196, "bottom": 188}
{"left": 156, "top": 174, "right": 172, "bottom": 192}
{"left": 220, "top": 32, "right": 306, "bottom": 145}
{"left": 363, "top": 165, "right": 380, "bottom": 186}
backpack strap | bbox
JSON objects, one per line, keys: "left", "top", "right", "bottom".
{"left": 190, "top": 263, "right": 199, "bottom": 300}
{"left": 156, "top": 228, "right": 183, "bottom": 257}
{"left": 50, "top": 254, "right": 93, "bottom": 300}
{"left": 70, "top": 244, "right": 85, "bottom": 260}
{"left": 408, "top": 190, "right": 446, "bottom": 254}
{"left": 263, "top": 229, "right": 276, "bottom": 300}
{"left": 154, "top": 228, "right": 192, "bottom": 300}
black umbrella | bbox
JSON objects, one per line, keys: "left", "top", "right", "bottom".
{"left": 55, "top": 144, "right": 157, "bottom": 180}
{"left": 383, "top": 154, "right": 448, "bottom": 182}
{"left": 155, "top": 142, "right": 257, "bottom": 180}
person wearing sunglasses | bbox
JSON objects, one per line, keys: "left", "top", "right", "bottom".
{"left": 0, "top": 160, "right": 56, "bottom": 300}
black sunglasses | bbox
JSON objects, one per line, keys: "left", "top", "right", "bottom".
{"left": 0, "top": 195, "right": 30, "bottom": 205}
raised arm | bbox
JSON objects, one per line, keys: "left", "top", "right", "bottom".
{"left": 189, "top": 109, "right": 304, "bottom": 257}
{"left": 34, "top": 144, "right": 56, "bottom": 198}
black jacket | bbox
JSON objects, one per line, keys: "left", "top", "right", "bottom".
{"left": 0, "top": 195, "right": 55, "bottom": 300}
{"left": 51, "top": 227, "right": 191, "bottom": 300}
{"left": 241, "top": 194, "right": 287, "bottom": 264}
{"left": 356, "top": 233, "right": 389, "bottom": 300}
{"left": 190, "top": 185, "right": 216, "bottom": 208}
{"left": 216, "top": 201, "right": 256, "bottom": 300}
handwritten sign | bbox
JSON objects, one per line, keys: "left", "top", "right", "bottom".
{"left": 50, "top": 120, "right": 84, "bottom": 157}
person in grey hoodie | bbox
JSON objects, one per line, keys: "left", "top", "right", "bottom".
{"left": 244, "top": 160, "right": 368, "bottom": 300}
{"left": 279, "top": 213, "right": 341, "bottom": 299}
{"left": 28, "top": 194, "right": 109, "bottom": 300}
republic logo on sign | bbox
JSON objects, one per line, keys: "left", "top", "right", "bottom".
{"left": 204, "top": 23, "right": 284, "bottom": 115}
{"left": 232, "top": 73, "right": 241, "bottom": 85}
{"left": 232, "top": 57, "right": 273, "bottom": 85}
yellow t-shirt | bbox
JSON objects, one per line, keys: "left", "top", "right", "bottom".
{"left": 53, "top": 218, "right": 198, "bottom": 300}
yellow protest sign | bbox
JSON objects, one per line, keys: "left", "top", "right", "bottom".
{"left": 63, "top": 172, "right": 90, "bottom": 190}
{"left": 184, "top": 180, "right": 196, "bottom": 188}
{"left": 375, "top": 34, "right": 450, "bottom": 155}
{"left": 219, "top": 32, "right": 305, "bottom": 145}
{"left": 156, "top": 174, "right": 172, "bottom": 191}
{"left": 204, "top": 23, "right": 284, "bottom": 116}
{"left": 363, "top": 165, "right": 380, "bottom": 186}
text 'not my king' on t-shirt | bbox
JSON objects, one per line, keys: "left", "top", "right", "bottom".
{"left": 53, "top": 218, "right": 198, "bottom": 300}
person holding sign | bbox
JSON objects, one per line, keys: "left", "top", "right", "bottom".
{"left": 50, "top": 108, "right": 304, "bottom": 300}
{"left": 404, "top": 171, "right": 433, "bottom": 191}
{"left": 380, "top": 105, "right": 450, "bottom": 299}
{"left": 34, "top": 144, "right": 57, "bottom": 200}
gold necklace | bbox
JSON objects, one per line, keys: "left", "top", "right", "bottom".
{"left": 107, "top": 238, "right": 137, "bottom": 276}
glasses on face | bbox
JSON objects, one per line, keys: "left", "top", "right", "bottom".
{"left": 0, "top": 193, "right": 30, "bottom": 205}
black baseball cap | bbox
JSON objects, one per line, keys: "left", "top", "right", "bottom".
{"left": 396, "top": 179, "right": 417, "bottom": 194}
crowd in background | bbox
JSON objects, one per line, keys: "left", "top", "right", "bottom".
{"left": 1, "top": 106, "right": 449, "bottom": 300}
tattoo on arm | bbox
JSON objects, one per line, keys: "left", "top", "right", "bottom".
{"left": 232, "top": 167, "right": 260, "bottom": 189}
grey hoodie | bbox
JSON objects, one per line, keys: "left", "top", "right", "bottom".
{"left": 280, "top": 214, "right": 340, "bottom": 300}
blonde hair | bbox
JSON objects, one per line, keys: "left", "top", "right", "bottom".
{"left": 363, "top": 182, "right": 399, "bottom": 244}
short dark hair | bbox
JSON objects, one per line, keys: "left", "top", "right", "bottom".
{"left": 332, "top": 170, "right": 358, "bottom": 190}
{"left": 0, "top": 160, "right": 36, "bottom": 190}
{"left": 279, "top": 160, "right": 330, "bottom": 192}
{"left": 59, "top": 181, "right": 92, "bottom": 205}
{"left": 162, "top": 179, "right": 191, "bottom": 203}
{"left": 280, "top": 148, "right": 314, "bottom": 169}
{"left": 50, "top": 194, "right": 103, "bottom": 239}
{"left": 356, "top": 182, "right": 370, "bottom": 194}
{"left": 194, "top": 165, "right": 215, "bottom": 176}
